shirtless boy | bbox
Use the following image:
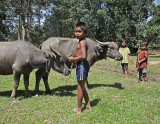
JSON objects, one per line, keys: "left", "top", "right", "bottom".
{"left": 68, "top": 22, "right": 92, "bottom": 114}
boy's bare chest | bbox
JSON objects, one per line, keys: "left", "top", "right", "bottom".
{"left": 76, "top": 43, "right": 81, "bottom": 51}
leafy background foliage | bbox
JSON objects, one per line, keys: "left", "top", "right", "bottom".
{"left": 0, "top": 0, "right": 159, "bottom": 49}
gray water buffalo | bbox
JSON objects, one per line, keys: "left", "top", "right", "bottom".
{"left": 0, "top": 41, "right": 70, "bottom": 102}
{"left": 41, "top": 37, "right": 123, "bottom": 69}
{"left": 39, "top": 37, "right": 122, "bottom": 89}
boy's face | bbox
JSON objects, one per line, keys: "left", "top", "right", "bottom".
{"left": 122, "top": 41, "right": 126, "bottom": 47}
{"left": 141, "top": 44, "right": 146, "bottom": 50}
{"left": 75, "top": 27, "right": 86, "bottom": 40}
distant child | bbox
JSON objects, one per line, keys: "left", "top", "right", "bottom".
{"left": 68, "top": 22, "right": 92, "bottom": 114}
{"left": 136, "top": 42, "right": 149, "bottom": 82}
{"left": 119, "top": 40, "right": 133, "bottom": 78}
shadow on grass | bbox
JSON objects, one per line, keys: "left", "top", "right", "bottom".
{"left": 82, "top": 98, "right": 101, "bottom": 112}
{"left": 0, "top": 90, "right": 45, "bottom": 98}
{"left": 51, "top": 83, "right": 124, "bottom": 97}
{"left": 90, "top": 98, "right": 101, "bottom": 107}
{"left": 0, "top": 83, "right": 124, "bottom": 98}
{"left": 51, "top": 85, "right": 77, "bottom": 97}
{"left": 0, "top": 90, "right": 24, "bottom": 97}
{"left": 89, "top": 83, "right": 124, "bottom": 90}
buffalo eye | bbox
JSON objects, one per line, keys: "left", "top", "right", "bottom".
{"left": 109, "top": 46, "right": 114, "bottom": 49}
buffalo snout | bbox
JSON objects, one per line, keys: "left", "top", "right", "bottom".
{"left": 115, "top": 53, "right": 123, "bottom": 61}
{"left": 64, "top": 69, "right": 71, "bottom": 76}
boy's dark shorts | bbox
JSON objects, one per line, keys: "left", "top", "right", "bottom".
{"left": 121, "top": 63, "right": 128, "bottom": 69}
{"left": 76, "top": 60, "right": 90, "bottom": 81}
{"left": 138, "top": 68, "right": 147, "bottom": 76}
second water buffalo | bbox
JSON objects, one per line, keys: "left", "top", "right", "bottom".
{"left": 0, "top": 41, "right": 70, "bottom": 102}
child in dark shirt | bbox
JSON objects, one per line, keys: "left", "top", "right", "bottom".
{"left": 136, "top": 42, "right": 149, "bottom": 82}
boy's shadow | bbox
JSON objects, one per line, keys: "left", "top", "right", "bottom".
{"left": 89, "top": 83, "right": 124, "bottom": 90}
{"left": 50, "top": 82, "right": 124, "bottom": 97}
{"left": 51, "top": 85, "right": 77, "bottom": 97}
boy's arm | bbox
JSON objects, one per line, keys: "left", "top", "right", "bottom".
{"left": 139, "top": 57, "right": 147, "bottom": 64}
{"left": 68, "top": 41, "right": 87, "bottom": 62}
{"left": 128, "top": 54, "right": 133, "bottom": 63}
{"left": 139, "top": 51, "right": 149, "bottom": 64}
{"left": 127, "top": 48, "right": 133, "bottom": 63}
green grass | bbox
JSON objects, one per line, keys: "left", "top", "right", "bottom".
{"left": 0, "top": 55, "right": 160, "bottom": 124}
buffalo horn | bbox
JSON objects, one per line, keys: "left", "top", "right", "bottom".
{"left": 49, "top": 45, "right": 61, "bottom": 57}
{"left": 42, "top": 51, "right": 56, "bottom": 59}
{"left": 96, "top": 40, "right": 109, "bottom": 45}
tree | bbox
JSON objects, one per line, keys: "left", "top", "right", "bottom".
{"left": 43, "top": 0, "right": 154, "bottom": 48}
{"left": 136, "top": 4, "right": 160, "bottom": 45}
{"left": 0, "top": 0, "right": 9, "bottom": 41}
{"left": 2, "top": 0, "right": 50, "bottom": 45}
{"left": 1, "top": 0, "right": 158, "bottom": 47}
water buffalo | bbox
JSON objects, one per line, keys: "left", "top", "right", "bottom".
{"left": 39, "top": 37, "right": 123, "bottom": 90}
{"left": 0, "top": 41, "right": 70, "bottom": 102}
{"left": 41, "top": 37, "right": 123, "bottom": 69}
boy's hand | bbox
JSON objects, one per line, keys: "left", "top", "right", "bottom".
{"left": 130, "top": 59, "right": 133, "bottom": 63}
{"left": 138, "top": 60, "right": 142, "bottom": 64}
{"left": 117, "top": 62, "right": 120, "bottom": 66}
{"left": 68, "top": 57, "right": 74, "bottom": 62}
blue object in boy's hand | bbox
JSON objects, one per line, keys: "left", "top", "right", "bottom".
{"left": 117, "top": 62, "right": 120, "bottom": 67}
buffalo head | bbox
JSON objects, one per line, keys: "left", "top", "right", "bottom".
{"left": 42, "top": 46, "right": 70, "bottom": 76}
{"left": 95, "top": 40, "right": 123, "bottom": 61}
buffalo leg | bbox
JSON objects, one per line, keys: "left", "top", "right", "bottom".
{"left": 42, "top": 72, "right": 51, "bottom": 94}
{"left": 23, "top": 74, "right": 31, "bottom": 97}
{"left": 11, "top": 70, "right": 21, "bottom": 102}
{"left": 35, "top": 68, "right": 45, "bottom": 95}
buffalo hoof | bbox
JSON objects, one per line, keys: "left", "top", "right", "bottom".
{"left": 12, "top": 99, "right": 19, "bottom": 103}
{"left": 32, "top": 94, "right": 41, "bottom": 97}
{"left": 25, "top": 93, "right": 32, "bottom": 98}
{"left": 45, "top": 90, "right": 52, "bottom": 94}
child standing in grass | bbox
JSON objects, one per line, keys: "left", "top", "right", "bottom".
{"left": 68, "top": 22, "right": 92, "bottom": 114}
{"left": 136, "top": 42, "right": 149, "bottom": 83}
{"left": 119, "top": 40, "right": 133, "bottom": 78}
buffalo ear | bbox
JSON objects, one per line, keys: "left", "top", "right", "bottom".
{"left": 42, "top": 51, "right": 56, "bottom": 59}
{"left": 49, "top": 45, "right": 61, "bottom": 58}
{"left": 94, "top": 45, "right": 105, "bottom": 57}
{"left": 94, "top": 45, "right": 103, "bottom": 50}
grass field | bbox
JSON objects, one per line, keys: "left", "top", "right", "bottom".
{"left": 0, "top": 55, "right": 160, "bottom": 124}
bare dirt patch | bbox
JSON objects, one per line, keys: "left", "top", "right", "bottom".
{"left": 94, "top": 63, "right": 160, "bottom": 82}
{"left": 148, "top": 61, "right": 160, "bottom": 66}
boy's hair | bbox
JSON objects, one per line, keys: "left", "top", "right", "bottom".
{"left": 122, "top": 40, "right": 126, "bottom": 43}
{"left": 75, "top": 22, "right": 88, "bottom": 32}
{"left": 140, "top": 41, "right": 147, "bottom": 47}
{"left": 121, "top": 40, "right": 127, "bottom": 47}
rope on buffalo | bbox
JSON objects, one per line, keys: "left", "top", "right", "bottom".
{"left": 63, "top": 53, "right": 74, "bottom": 82}
{"left": 64, "top": 62, "right": 73, "bottom": 82}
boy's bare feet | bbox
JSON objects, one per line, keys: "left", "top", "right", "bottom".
{"left": 73, "top": 108, "right": 81, "bottom": 114}
{"left": 142, "top": 80, "right": 145, "bottom": 83}
{"left": 86, "top": 107, "right": 92, "bottom": 111}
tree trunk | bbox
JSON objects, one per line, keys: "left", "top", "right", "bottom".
{"left": 21, "top": 14, "right": 26, "bottom": 41}
{"left": 18, "top": 15, "right": 21, "bottom": 40}
{"left": 38, "top": 0, "right": 41, "bottom": 45}
{"left": 27, "top": 12, "right": 30, "bottom": 41}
